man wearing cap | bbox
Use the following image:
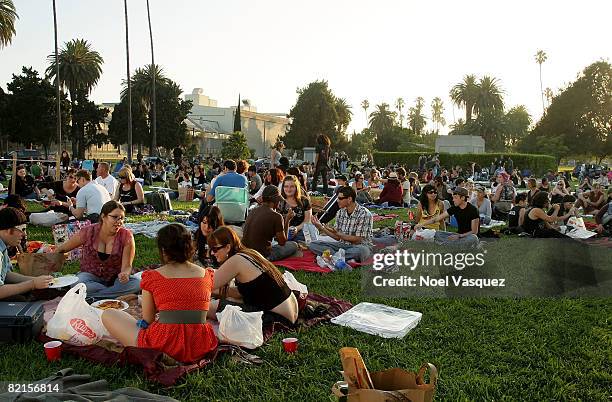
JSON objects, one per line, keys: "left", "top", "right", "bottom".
{"left": 310, "top": 186, "right": 374, "bottom": 262}
{"left": 0, "top": 208, "right": 54, "bottom": 300}
{"left": 415, "top": 187, "right": 480, "bottom": 248}
{"left": 242, "top": 185, "right": 299, "bottom": 261}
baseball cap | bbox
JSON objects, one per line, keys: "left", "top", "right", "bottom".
{"left": 262, "top": 185, "right": 284, "bottom": 203}
{"left": 388, "top": 172, "right": 399, "bottom": 180}
{"left": 453, "top": 187, "right": 469, "bottom": 197}
{"left": 0, "top": 207, "right": 28, "bottom": 230}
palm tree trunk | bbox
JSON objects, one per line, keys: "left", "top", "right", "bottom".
{"left": 466, "top": 102, "right": 472, "bottom": 122}
{"left": 70, "top": 94, "right": 77, "bottom": 158}
{"left": 539, "top": 64, "right": 545, "bottom": 114}
{"left": 52, "top": 0, "right": 61, "bottom": 176}
{"left": 123, "top": 0, "right": 132, "bottom": 163}
{"left": 146, "top": 0, "right": 157, "bottom": 157}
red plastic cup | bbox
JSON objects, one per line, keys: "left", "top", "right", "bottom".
{"left": 282, "top": 337, "right": 298, "bottom": 353}
{"left": 44, "top": 340, "right": 62, "bottom": 361}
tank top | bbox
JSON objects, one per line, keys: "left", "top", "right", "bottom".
{"left": 235, "top": 253, "right": 291, "bottom": 311}
{"left": 508, "top": 205, "right": 524, "bottom": 228}
{"left": 523, "top": 207, "right": 544, "bottom": 235}
{"left": 419, "top": 202, "right": 442, "bottom": 230}
{"left": 119, "top": 182, "right": 138, "bottom": 204}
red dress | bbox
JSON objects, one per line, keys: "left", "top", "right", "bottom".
{"left": 137, "top": 269, "right": 218, "bottom": 362}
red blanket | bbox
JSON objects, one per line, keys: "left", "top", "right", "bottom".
{"left": 275, "top": 250, "right": 372, "bottom": 273}
{"left": 38, "top": 293, "right": 352, "bottom": 386}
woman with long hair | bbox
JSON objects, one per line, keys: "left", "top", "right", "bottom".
{"left": 253, "top": 168, "right": 285, "bottom": 202}
{"left": 523, "top": 191, "right": 575, "bottom": 238}
{"left": 8, "top": 165, "right": 41, "bottom": 200}
{"left": 279, "top": 175, "right": 312, "bottom": 241}
{"left": 206, "top": 226, "right": 298, "bottom": 324}
{"left": 195, "top": 206, "right": 225, "bottom": 266}
{"left": 414, "top": 184, "right": 446, "bottom": 230}
{"left": 113, "top": 166, "right": 145, "bottom": 213}
{"left": 351, "top": 171, "right": 373, "bottom": 204}
{"left": 60, "top": 150, "right": 71, "bottom": 171}
{"left": 311, "top": 134, "right": 331, "bottom": 195}
{"left": 101, "top": 223, "right": 217, "bottom": 362}
{"left": 41, "top": 168, "right": 79, "bottom": 215}
{"left": 192, "top": 165, "right": 206, "bottom": 188}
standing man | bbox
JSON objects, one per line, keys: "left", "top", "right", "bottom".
{"left": 0, "top": 208, "right": 53, "bottom": 300}
{"left": 415, "top": 187, "right": 480, "bottom": 248}
{"left": 95, "top": 162, "right": 118, "bottom": 198}
{"left": 309, "top": 186, "right": 373, "bottom": 262}
{"left": 70, "top": 170, "right": 111, "bottom": 223}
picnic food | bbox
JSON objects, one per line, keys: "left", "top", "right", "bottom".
{"left": 95, "top": 300, "right": 125, "bottom": 310}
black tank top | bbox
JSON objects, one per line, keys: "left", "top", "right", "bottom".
{"left": 119, "top": 183, "right": 137, "bottom": 203}
{"left": 508, "top": 205, "right": 524, "bottom": 228}
{"left": 235, "top": 253, "right": 291, "bottom": 311}
{"left": 523, "top": 207, "right": 544, "bottom": 235}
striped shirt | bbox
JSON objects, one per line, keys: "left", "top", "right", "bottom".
{"left": 334, "top": 204, "right": 373, "bottom": 245}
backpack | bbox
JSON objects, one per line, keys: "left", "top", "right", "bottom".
{"left": 145, "top": 191, "right": 172, "bottom": 212}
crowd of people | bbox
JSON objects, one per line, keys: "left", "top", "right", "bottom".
{"left": 0, "top": 145, "right": 611, "bottom": 364}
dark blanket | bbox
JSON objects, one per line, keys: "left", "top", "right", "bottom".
{"left": 38, "top": 293, "right": 352, "bottom": 386}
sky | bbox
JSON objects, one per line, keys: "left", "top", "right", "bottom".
{"left": 1, "top": 0, "right": 610, "bottom": 136}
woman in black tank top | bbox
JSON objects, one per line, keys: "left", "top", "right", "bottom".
{"left": 204, "top": 226, "right": 298, "bottom": 324}
{"left": 113, "top": 167, "right": 145, "bottom": 212}
{"left": 524, "top": 192, "right": 575, "bottom": 238}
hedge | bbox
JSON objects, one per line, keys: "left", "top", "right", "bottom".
{"left": 373, "top": 152, "right": 558, "bottom": 176}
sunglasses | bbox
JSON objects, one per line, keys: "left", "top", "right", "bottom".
{"left": 427, "top": 190, "right": 437, "bottom": 194}
{"left": 119, "top": 176, "right": 127, "bottom": 179}
{"left": 337, "top": 196, "right": 348, "bottom": 200}
{"left": 210, "top": 244, "right": 226, "bottom": 253}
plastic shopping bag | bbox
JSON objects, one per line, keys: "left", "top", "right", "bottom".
{"left": 412, "top": 229, "right": 436, "bottom": 241}
{"left": 217, "top": 305, "right": 263, "bottom": 349}
{"left": 283, "top": 271, "right": 308, "bottom": 296}
{"left": 30, "top": 211, "right": 68, "bottom": 227}
{"left": 46, "top": 283, "right": 107, "bottom": 346}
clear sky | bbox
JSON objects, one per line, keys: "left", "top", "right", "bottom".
{"left": 1, "top": 0, "right": 610, "bottom": 136}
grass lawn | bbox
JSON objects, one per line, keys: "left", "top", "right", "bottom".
{"left": 1, "top": 195, "right": 611, "bottom": 401}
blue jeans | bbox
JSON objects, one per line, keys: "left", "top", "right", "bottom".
{"left": 75, "top": 272, "right": 141, "bottom": 299}
{"left": 433, "top": 231, "right": 480, "bottom": 249}
{"left": 309, "top": 240, "right": 372, "bottom": 262}
{"left": 269, "top": 241, "right": 299, "bottom": 261}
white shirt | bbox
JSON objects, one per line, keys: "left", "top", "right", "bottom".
{"left": 76, "top": 181, "right": 111, "bottom": 216}
{"left": 95, "top": 174, "right": 118, "bottom": 198}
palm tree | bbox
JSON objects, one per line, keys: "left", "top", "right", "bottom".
{"left": 46, "top": 38, "right": 104, "bottom": 159}
{"left": 395, "top": 97, "right": 405, "bottom": 127}
{"left": 473, "top": 76, "right": 504, "bottom": 117}
{"left": 544, "top": 87, "right": 553, "bottom": 107}
{"left": 0, "top": 0, "right": 17, "bottom": 48}
{"left": 123, "top": 0, "right": 132, "bottom": 162}
{"left": 535, "top": 50, "right": 547, "bottom": 114}
{"left": 431, "top": 97, "right": 446, "bottom": 133}
{"left": 368, "top": 103, "right": 396, "bottom": 139}
{"left": 146, "top": 0, "right": 157, "bottom": 156}
{"left": 361, "top": 99, "right": 369, "bottom": 126}
{"left": 409, "top": 97, "right": 427, "bottom": 137}
{"left": 334, "top": 97, "right": 352, "bottom": 133}
{"left": 449, "top": 74, "right": 479, "bottom": 122}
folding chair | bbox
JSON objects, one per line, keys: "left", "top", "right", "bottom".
{"left": 214, "top": 186, "right": 249, "bottom": 224}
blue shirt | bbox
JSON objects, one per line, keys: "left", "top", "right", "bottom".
{"left": 0, "top": 238, "right": 13, "bottom": 286}
{"left": 210, "top": 171, "right": 248, "bottom": 198}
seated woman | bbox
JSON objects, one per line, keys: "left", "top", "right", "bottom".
{"left": 414, "top": 184, "right": 446, "bottom": 231}
{"left": 192, "top": 165, "right": 206, "bottom": 188}
{"left": 577, "top": 177, "right": 593, "bottom": 195}
{"left": 113, "top": 167, "right": 144, "bottom": 213}
{"left": 352, "top": 172, "right": 373, "bottom": 204}
{"left": 538, "top": 177, "right": 551, "bottom": 192}
{"left": 491, "top": 172, "right": 515, "bottom": 219}
{"left": 138, "top": 164, "right": 153, "bottom": 186}
{"left": 8, "top": 165, "right": 41, "bottom": 200}
{"left": 101, "top": 223, "right": 217, "bottom": 363}
{"left": 40, "top": 168, "right": 79, "bottom": 215}
{"left": 523, "top": 191, "right": 575, "bottom": 238}
{"left": 55, "top": 200, "right": 140, "bottom": 299}
{"left": 550, "top": 179, "right": 570, "bottom": 205}
{"left": 195, "top": 206, "right": 225, "bottom": 267}
{"left": 368, "top": 169, "right": 383, "bottom": 189}
{"left": 470, "top": 186, "right": 492, "bottom": 225}
{"left": 575, "top": 183, "right": 605, "bottom": 214}
{"left": 206, "top": 226, "right": 298, "bottom": 324}
{"left": 253, "top": 168, "right": 284, "bottom": 202}
{"left": 278, "top": 175, "right": 312, "bottom": 242}
{"left": 375, "top": 172, "right": 403, "bottom": 207}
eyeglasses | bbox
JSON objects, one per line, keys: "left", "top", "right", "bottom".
{"left": 107, "top": 214, "right": 125, "bottom": 222}
{"left": 427, "top": 190, "right": 437, "bottom": 194}
{"left": 210, "top": 244, "right": 226, "bottom": 253}
{"left": 119, "top": 176, "right": 127, "bottom": 180}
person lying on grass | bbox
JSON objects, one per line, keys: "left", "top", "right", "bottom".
{"left": 102, "top": 223, "right": 218, "bottom": 363}
{"left": 55, "top": 200, "right": 140, "bottom": 299}
{"left": 205, "top": 226, "right": 298, "bottom": 325}
{"left": 522, "top": 192, "right": 576, "bottom": 238}
{"left": 0, "top": 208, "right": 55, "bottom": 301}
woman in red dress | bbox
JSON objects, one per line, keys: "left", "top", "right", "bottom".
{"left": 101, "top": 223, "right": 217, "bottom": 363}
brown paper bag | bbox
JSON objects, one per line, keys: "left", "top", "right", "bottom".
{"left": 17, "top": 253, "right": 66, "bottom": 276}
{"left": 178, "top": 186, "right": 195, "bottom": 202}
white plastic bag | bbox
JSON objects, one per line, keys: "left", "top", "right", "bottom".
{"left": 217, "top": 305, "right": 263, "bottom": 349}
{"left": 567, "top": 216, "right": 586, "bottom": 230}
{"left": 412, "top": 228, "right": 436, "bottom": 241}
{"left": 46, "top": 283, "right": 107, "bottom": 346}
{"left": 29, "top": 211, "right": 68, "bottom": 227}
{"left": 331, "top": 302, "right": 422, "bottom": 339}
{"left": 283, "top": 271, "right": 308, "bottom": 296}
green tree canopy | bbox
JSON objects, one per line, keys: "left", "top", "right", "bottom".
{"left": 221, "top": 131, "right": 250, "bottom": 160}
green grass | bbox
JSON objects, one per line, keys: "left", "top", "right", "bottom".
{"left": 1, "top": 198, "right": 611, "bottom": 401}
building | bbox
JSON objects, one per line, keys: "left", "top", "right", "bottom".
{"left": 186, "top": 88, "right": 289, "bottom": 158}
{"left": 435, "top": 135, "right": 485, "bottom": 154}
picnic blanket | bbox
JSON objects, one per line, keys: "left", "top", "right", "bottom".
{"left": 372, "top": 213, "right": 399, "bottom": 222}
{"left": 39, "top": 293, "right": 351, "bottom": 386}
{"left": 124, "top": 220, "right": 198, "bottom": 238}
{"left": 582, "top": 236, "right": 612, "bottom": 248}
{"left": 275, "top": 249, "right": 372, "bottom": 273}
{"left": 480, "top": 219, "right": 506, "bottom": 230}
{"left": 362, "top": 203, "right": 405, "bottom": 210}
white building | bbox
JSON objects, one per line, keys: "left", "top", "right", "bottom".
{"left": 186, "top": 88, "right": 289, "bottom": 158}
{"left": 435, "top": 135, "right": 485, "bottom": 154}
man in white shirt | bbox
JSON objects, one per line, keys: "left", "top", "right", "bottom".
{"left": 71, "top": 170, "right": 111, "bottom": 223}
{"left": 94, "top": 162, "right": 118, "bottom": 198}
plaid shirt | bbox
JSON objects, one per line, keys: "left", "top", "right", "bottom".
{"left": 334, "top": 204, "right": 373, "bottom": 245}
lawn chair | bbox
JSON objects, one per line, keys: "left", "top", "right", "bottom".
{"left": 214, "top": 186, "right": 249, "bottom": 224}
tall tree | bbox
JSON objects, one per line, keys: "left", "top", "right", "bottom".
{"left": 544, "top": 87, "right": 554, "bottom": 107}
{"left": 233, "top": 94, "right": 242, "bottom": 132}
{"left": 450, "top": 74, "right": 479, "bottom": 122}
{"left": 123, "top": 0, "right": 132, "bottom": 162}
{"left": 535, "top": 50, "right": 548, "bottom": 114}
{"left": 473, "top": 76, "right": 504, "bottom": 117}
{"left": 431, "top": 97, "right": 446, "bottom": 133}
{"left": 334, "top": 97, "right": 352, "bottom": 134}
{"left": 221, "top": 131, "right": 250, "bottom": 160}
{"left": 145, "top": 0, "right": 157, "bottom": 156}
{"left": 361, "top": 99, "right": 369, "bottom": 125}
{"left": 368, "top": 103, "right": 396, "bottom": 139}
{"left": 46, "top": 38, "right": 104, "bottom": 159}
{"left": 504, "top": 105, "right": 531, "bottom": 147}
{"left": 395, "top": 97, "right": 405, "bottom": 127}
{"left": 283, "top": 80, "right": 341, "bottom": 149}
{"left": 408, "top": 97, "right": 427, "bottom": 137}
{"left": 0, "top": 0, "right": 17, "bottom": 48}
